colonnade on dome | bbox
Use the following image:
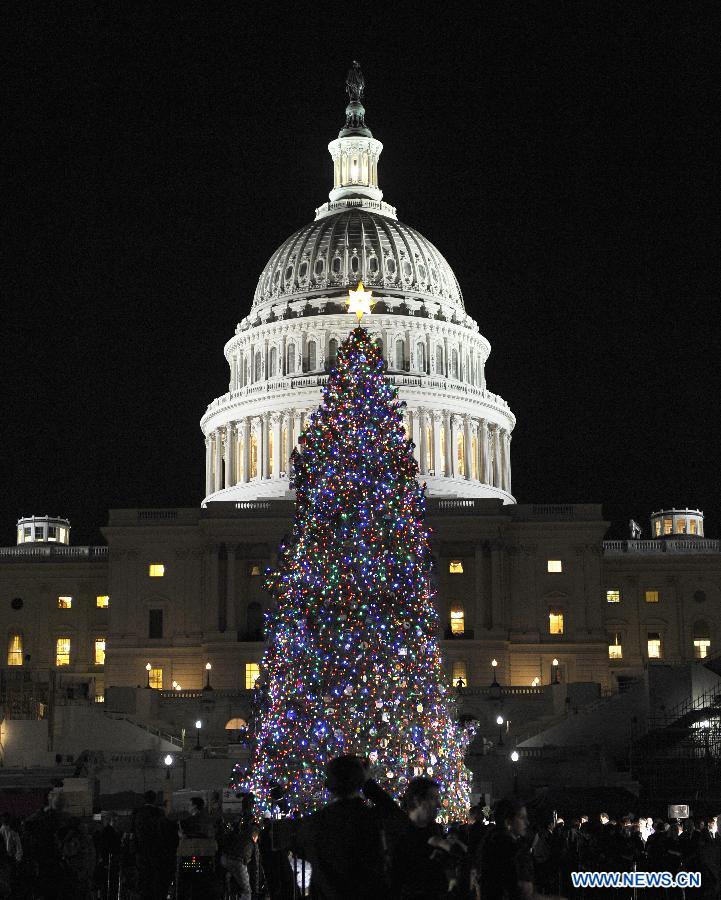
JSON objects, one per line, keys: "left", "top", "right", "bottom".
{"left": 204, "top": 409, "right": 511, "bottom": 500}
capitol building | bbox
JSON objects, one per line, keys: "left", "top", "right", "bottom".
{"left": 1, "top": 69, "right": 719, "bottom": 801}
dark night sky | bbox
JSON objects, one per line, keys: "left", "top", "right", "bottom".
{"left": 4, "top": 4, "right": 720, "bottom": 545}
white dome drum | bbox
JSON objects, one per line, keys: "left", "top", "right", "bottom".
{"left": 201, "top": 67, "right": 515, "bottom": 506}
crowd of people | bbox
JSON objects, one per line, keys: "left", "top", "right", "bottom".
{"left": 1, "top": 757, "right": 720, "bottom": 900}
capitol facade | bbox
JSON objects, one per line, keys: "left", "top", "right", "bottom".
{"left": 201, "top": 81, "right": 514, "bottom": 503}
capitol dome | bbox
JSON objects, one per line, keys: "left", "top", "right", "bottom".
{"left": 252, "top": 208, "right": 465, "bottom": 317}
{"left": 201, "top": 66, "right": 515, "bottom": 505}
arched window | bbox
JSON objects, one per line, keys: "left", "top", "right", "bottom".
{"left": 328, "top": 338, "right": 338, "bottom": 369}
{"left": 254, "top": 351, "right": 262, "bottom": 382}
{"left": 471, "top": 436, "right": 478, "bottom": 480}
{"left": 435, "top": 345, "right": 443, "bottom": 375}
{"left": 247, "top": 601, "right": 264, "bottom": 640}
{"left": 417, "top": 343, "right": 426, "bottom": 373}
{"left": 269, "top": 346, "right": 277, "bottom": 377}
{"left": 451, "top": 349, "right": 459, "bottom": 379}
{"left": 225, "top": 717, "right": 247, "bottom": 731}
{"left": 307, "top": 340, "right": 317, "bottom": 371}
{"left": 693, "top": 621, "right": 711, "bottom": 659}
{"left": 395, "top": 339, "right": 404, "bottom": 370}
{"left": 287, "top": 344, "right": 295, "bottom": 374}
{"left": 457, "top": 432, "right": 465, "bottom": 476}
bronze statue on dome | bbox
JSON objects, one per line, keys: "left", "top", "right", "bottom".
{"left": 346, "top": 60, "right": 365, "bottom": 102}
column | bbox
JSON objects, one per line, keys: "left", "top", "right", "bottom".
{"left": 493, "top": 425, "right": 502, "bottom": 488}
{"left": 443, "top": 411, "right": 452, "bottom": 477}
{"left": 463, "top": 416, "right": 472, "bottom": 480}
{"left": 205, "top": 436, "right": 212, "bottom": 496}
{"left": 226, "top": 546, "right": 237, "bottom": 633}
{"left": 242, "top": 418, "right": 251, "bottom": 482}
{"left": 418, "top": 409, "right": 429, "bottom": 476}
{"left": 450, "top": 415, "right": 460, "bottom": 477}
{"left": 408, "top": 410, "right": 421, "bottom": 468}
{"left": 214, "top": 429, "right": 223, "bottom": 492}
{"left": 208, "top": 545, "right": 220, "bottom": 632}
{"left": 480, "top": 419, "right": 489, "bottom": 484}
{"left": 432, "top": 412, "right": 442, "bottom": 476}
{"left": 490, "top": 541, "right": 504, "bottom": 630}
{"left": 224, "top": 425, "right": 233, "bottom": 489}
{"left": 504, "top": 431, "right": 512, "bottom": 494}
{"left": 271, "top": 413, "right": 282, "bottom": 478}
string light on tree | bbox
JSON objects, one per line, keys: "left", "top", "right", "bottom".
{"left": 233, "top": 289, "right": 473, "bottom": 818}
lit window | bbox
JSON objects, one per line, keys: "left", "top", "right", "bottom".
{"left": 694, "top": 639, "right": 711, "bottom": 660}
{"left": 94, "top": 638, "right": 106, "bottom": 666}
{"left": 663, "top": 519, "right": 673, "bottom": 535}
{"left": 647, "top": 632, "right": 662, "bottom": 659}
{"left": 149, "top": 564, "right": 165, "bottom": 577}
{"left": 689, "top": 519, "right": 698, "bottom": 535}
{"left": 149, "top": 667, "right": 163, "bottom": 689}
{"left": 245, "top": 662, "right": 261, "bottom": 690}
{"left": 645, "top": 590, "right": 659, "bottom": 603}
{"left": 58, "top": 527, "right": 67, "bottom": 543}
{"left": 452, "top": 660, "right": 467, "bottom": 686}
{"left": 549, "top": 610, "right": 564, "bottom": 635}
{"left": 608, "top": 632, "right": 623, "bottom": 660}
{"left": 449, "top": 560, "right": 463, "bottom": 574}
{"left": 96, "top": 595, "right": 110, "bottom": 608}
{"left": 249, "top": 564, "right": 261, "bottom": 576}
{"left": 547, "top": 560, "right": 563, "bottom": 573}
{"left": 57, "top": 596, "right": 72, "bottom": 609}
{"left": 676, "top": 519, "right": 686, "bottom": 534}
{"left": 654, "top": 520, "right": 661, "bottom": 537}
{"left": 7, "top": 634, "right": 23, "bottom": 666}
{"left": 47, "top": 526, "right": 57, "bottom": 541}
{"left": 95, "top": 694, "right": 105, "bottom": 703}
{"left": 56, "top": 637, "right": 71, "bottom": 666}
{"left": 606, "top": 590, "right": 621, "bottom": 604}
{"left": 450, "top": 606, "right": 465, "bottom": 635}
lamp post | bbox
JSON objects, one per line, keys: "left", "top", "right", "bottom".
{"left": 496, "top": 714, "right": 505, "bottom": 747}
{"left": 203, "top": 661, "right": 213, "bottom": 692}
{"left": 510, "top": 750, "right": 519, "bottom": 795}
{"left": 552, "top": 658, "right": 560, "bottom": 684}
{"left": 195, "top": 719, "right": 202, "bottom": 750}
{"left": 145, "top": 662, "right": 152, "bottom": 689}
{"left": 164, "top": 754, "right": 173, "bottom": 780}
{"left": 491, "top": 658, "right": 499, "bottom": 685}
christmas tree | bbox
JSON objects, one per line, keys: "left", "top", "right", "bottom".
{"left": 237, "top": 300, "right": 472, "bottom": 818}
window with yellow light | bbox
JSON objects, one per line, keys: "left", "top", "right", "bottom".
{"left": 647, "top": 632, "right": 662, "bottom": 659}
{"left": 7, "top": 634, "right": 23, "bottom": 666}
{"left": 96, "top": 595, "right": 110, "bottom": 608}
{"left": 149, "top": 667, "right": 163, "bottom": 689}
{"left": 547, "top": 560, "right": 563, "bottom": 573}
{"left": 606, "top": 589, "right": 621, "bottom": 603}
{"left": 245, "top": 662, "right": 260, "bottom": 689}
{"left": 56, "top": 637, "right": 71, "bottom": 666}
{"left": 148, "top": 564, "right": 165, "bottom": 577}
{"left": 645, "top": 590, "right": 659, "bottom": 603}
{"left": 449, "top": 605, "right": 465, "bottom": 635}
{"left": 549, "top": 610, "right": 564, "bottom": 635}
{"left": 449, "top": 560, "right": 463, "bottom": 574}
{"left": 57, "top": 596, "right": 72, "bottom": 609}
{"left": 452, "top": 660, "right": 467, "bottom": 686}
{"left": 608, "top": 632, "right": 623, "bottom": 659}
{"left": 94, "top": 638, "right": 106, "bottom": 666}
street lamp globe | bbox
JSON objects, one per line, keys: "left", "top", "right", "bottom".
{"left": 195, "top": 720, "right": 202, "bottom": 730}
{"left": 164, "top": 754, "right": 173, "bottom": 767}
{"left": 510, "top": 750, "right": 519, "bottom": 762}
{"left": 496, "top": 714, "right": 504, "bottom": 725}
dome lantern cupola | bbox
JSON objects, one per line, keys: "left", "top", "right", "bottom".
{"left": 327, "top": 61, "right": 384, "bottom": 205}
